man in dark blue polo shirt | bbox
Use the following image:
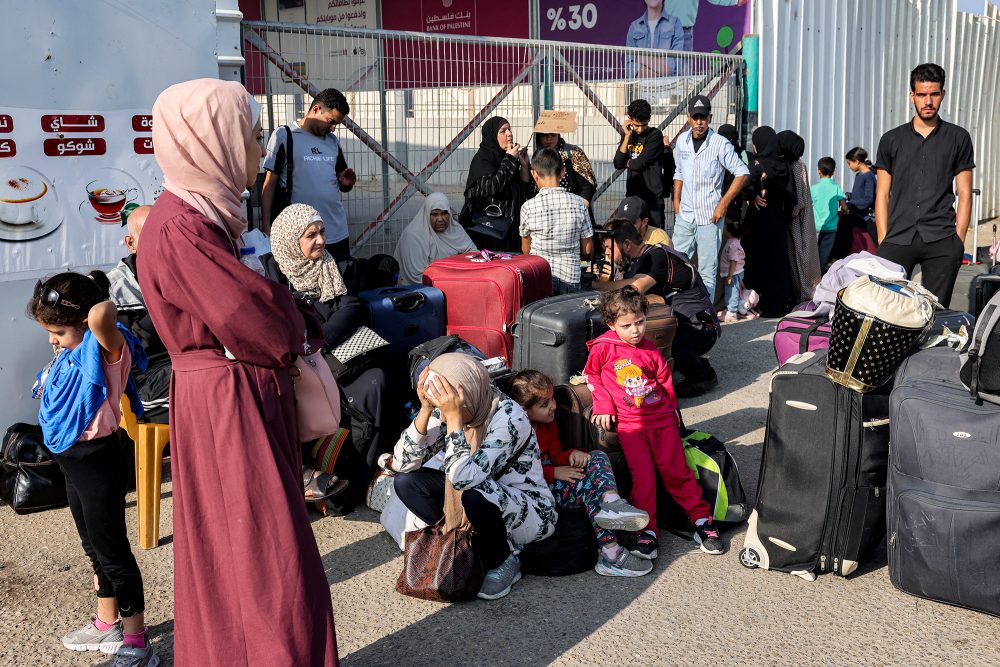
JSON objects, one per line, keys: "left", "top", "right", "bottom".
{"left": 874, "top": 63, "right": 974, "bottom": 306}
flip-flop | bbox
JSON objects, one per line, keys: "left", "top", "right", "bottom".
{"left": 303, "top": 469, "right": 350, "bottom": 503}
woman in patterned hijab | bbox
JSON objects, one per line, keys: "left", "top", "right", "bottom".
{"left": 270, "top": 203, "right": 347, "bottom": 302}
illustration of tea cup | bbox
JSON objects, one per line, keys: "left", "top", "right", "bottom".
{"left": 87, "top": 181, "right": 137, "bottom": 223}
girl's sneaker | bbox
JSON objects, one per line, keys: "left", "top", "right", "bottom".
{"left": 595, "top": 547, "right": 653, "bottom": 577}
{"left": 693, "top": 521, "right": 726, "bottom": 555}
{"left": 62, "top": 616, "right": 123, "bottom": 653}
{"left": 594, "top": 498, "right": 649, "bottom": 532}
{"left": 618, "top": 530, "right": 658, "bottom": 560}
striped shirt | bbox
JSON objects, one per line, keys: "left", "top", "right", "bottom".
{"left": 673, "top": 128, "right": 749, "bottom": 226}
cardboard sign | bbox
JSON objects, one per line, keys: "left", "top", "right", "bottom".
{"left": 532, "top": 110, "right": 578, "bottom": 134}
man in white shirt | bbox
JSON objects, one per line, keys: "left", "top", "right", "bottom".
{"left": 261, "top": 88, "right": 357, "bottom": 255}
{"left": 672, "top": 95, "right": 748, "bottom": 295}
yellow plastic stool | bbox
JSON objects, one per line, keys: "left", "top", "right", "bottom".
{"left": 119, "top": 395, "right": 170, "bottom": 549}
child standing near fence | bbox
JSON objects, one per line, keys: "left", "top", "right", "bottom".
{"left": 810, "top": 156, "right": 847, "bottom": 269}
{"left": 508, "top": 370, "right": 652, "bottom": 577}
{"left": 29, "top": 271, "right": 159, "bottom": 667}
{"left": 717, "top": 220, "right": 750, "bottom": 323}
{"left": 584, "top": 286, "right": 725, "bottom": 560}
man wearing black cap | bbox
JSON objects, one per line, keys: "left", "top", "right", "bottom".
{"left": 107, "top": 204, "right": 171, "bottom": 423}
{"left": 672, "top": 94, "right": 749, "bottom": 297}
{"left": 614, "top": 196, "right": 672, "bottom": 247}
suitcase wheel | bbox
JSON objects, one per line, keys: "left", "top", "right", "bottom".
{"left": 739, "top": 547, "right": 761, "bottom": 569}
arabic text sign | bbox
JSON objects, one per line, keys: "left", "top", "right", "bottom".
{"left": 43, "top": 138, "right": 107, "bottom": 157}
{"left": 41, "top": 114, "right": 106, "bottom": 133}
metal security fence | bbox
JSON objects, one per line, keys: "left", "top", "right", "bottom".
{"left": 242, "top": 21, "right": 745, "bottom": 257}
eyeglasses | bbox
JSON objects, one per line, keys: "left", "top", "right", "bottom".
{"left": 33, "top": 280, "right": 80, "bottom": 310}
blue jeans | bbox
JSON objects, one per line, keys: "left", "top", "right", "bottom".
{"left": 724, "top": 271, "right": 744, "bottom": 313}
{"left": 817, "top": 231, "right": 836, "bottom": 268}
{"left": 552, "top": 277, "right": 580, "bottom": 295}
{"left": 672, "top": 215, "right": 722, "bottom": 296}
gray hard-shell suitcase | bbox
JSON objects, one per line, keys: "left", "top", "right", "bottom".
{"left": 888, "top": 347, "right": 1000, "bottom": 617}
{"left": 739, "top": 349, "right": 890, "bottom": 580}
{"left": 512, "top": 292, "right": 607, "bottom": 384}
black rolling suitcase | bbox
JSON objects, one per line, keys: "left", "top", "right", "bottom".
{"left": 512, "top": 292, "right": 608, "bottom": 384}
{"left": 739, "top": 350, "right": 890, "bottom": 580}
{"left": 968, "top": 270, "right": 1000, "bottom": 318}
{"left": 887, "top": 347, "right": 1000, "bottom": 617}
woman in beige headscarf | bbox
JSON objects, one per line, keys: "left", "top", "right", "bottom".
{"left": 388, "top": 353, "right": 557, "bottom": 601}
{"left": 137, "top": 79, "right": 339, "bottom": 666}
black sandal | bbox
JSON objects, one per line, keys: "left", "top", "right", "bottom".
{"left": 303, "top": 468, "right": 349, "bottom": 503}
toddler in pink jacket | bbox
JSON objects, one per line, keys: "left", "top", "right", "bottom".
{"left": 585, "top": 286, "right": 725, "bottom": 560}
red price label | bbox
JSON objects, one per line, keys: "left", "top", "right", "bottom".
{"left": 132, "top": 115, "right": 153, "bottom": 132}
{"left": 133, "top": 137, "right": 154, "bottom": 154}
{"left": 0, "top": 139, "right": 15, "bottom": 158}
{"left": 41, "top": 114, "right": 106, "bottom": 133}
{"left": 0, "top": 115, "right": 12, "bottom": 133}
{"left": 43, "top": 138, "right": 107, "bottom": 157}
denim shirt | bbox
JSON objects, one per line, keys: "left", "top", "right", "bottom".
{"left": 625, "top": 12, "right": 685, "bottom": 78}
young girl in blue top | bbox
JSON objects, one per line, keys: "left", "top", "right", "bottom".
{"left": 29, "top": 271, "right": 158, "bottom": 667}
{"left": 845, "top": 146, "right": 877, "bottom": 246}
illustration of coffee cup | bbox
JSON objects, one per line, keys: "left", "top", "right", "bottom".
{"left": 0, "top": 176, "right": 48, "bottom": 225}
{"left": 86, "top": 180, "right": 137, "bottom": 223}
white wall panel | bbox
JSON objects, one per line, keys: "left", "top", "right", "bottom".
{"left": 757, "top": 0, "right": 1000, "bottom": 219}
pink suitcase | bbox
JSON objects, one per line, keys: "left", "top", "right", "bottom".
{"left": 774, "top": 314, "right": 832, "bottom": 366}
{"left": 423, "top": 252, "right": 552, "bottom": 363}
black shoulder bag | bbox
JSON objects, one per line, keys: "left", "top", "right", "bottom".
{"left": 269, "top": 125, "right": 294, "bottom": 225}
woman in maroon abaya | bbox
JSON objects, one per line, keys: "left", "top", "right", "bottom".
{"left": 137, "top": 79, "right": 338, "bottom": 666}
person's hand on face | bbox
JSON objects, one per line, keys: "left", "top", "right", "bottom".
{"left": 416, "top": 368, "right": 434, "bottom": 410}
{"left": 424, "top": 372, "right": 466, "bottom": 424}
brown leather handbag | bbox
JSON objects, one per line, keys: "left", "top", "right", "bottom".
{"left": 395, "top": 438, "right": 529, "bottom": 602}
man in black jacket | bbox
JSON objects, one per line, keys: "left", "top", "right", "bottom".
{"left": 614, "top": 99, "right": 666, "bottom": 229}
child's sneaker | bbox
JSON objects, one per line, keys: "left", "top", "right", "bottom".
{"left": 619, "top": 530, "right": 658, "bottom": 560}
{"left": 62, "top": 616, "right": 123, "bottom": 653}
{"left": 693, "top": 520, "right": 726, "bottom": 555}
{"left": 108, "top": 641, "right": 160, "bottom": 667}
{"left": 595, "top": 547, "right": 653, "bottom": 577}
{"left": 594, "top": 498, "right": 649, "bottom": 532}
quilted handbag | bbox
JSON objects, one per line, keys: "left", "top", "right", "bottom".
{"left": 825, "top": 275, "right": 935, "bottom": 392}
{"left": 292, "top": 351, "right": 342, "bottom": 441}
{"left": 366, "top": 454, "right": 395, "bottom": 512}
{"left": 0, "top": 422, "right": 68, "bottom": 515}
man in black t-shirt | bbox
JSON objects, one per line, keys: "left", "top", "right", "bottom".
{"left": 875, "top": 63, "right": 975, "bottom": 306}
{"left": 614, "top": 99, "right": 666, "bottom": 229}
{"left": 595, "top": 220, "right": 720, "bottom": 398}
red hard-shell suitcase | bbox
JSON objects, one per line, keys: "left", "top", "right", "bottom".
{"left": 422, "top": 252, "right": 552, "bottom": 363}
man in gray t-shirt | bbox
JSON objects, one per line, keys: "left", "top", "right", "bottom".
{"left": 261, "top": 88, "right": 357, "bottom": 253}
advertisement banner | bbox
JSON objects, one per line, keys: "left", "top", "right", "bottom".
{"left": 538, "top": 0, "right": 749, "bottom": 53}
{"left": 380, "top": 0, "right": 532, "bottom": 88}
{"left": 249, "top": 0, "right": 380, "bottom": 95}
{"left": 0, "top": 107, "right": 161, "bottom": 275}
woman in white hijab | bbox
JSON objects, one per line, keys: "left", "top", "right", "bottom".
{"left": 394, "top": 192, "right": 477, "bottom": 284}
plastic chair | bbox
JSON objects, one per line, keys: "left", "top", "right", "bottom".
{"left": 119, "top": 395, "right": 170, "bottom": 549}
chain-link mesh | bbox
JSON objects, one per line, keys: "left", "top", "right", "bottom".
{"left": 243, "top": 21, "right": 745, "bottom": 257}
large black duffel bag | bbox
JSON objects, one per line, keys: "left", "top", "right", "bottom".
{"left": 518, "top": 506, "right": 598, "bottom": 576}
{"left": 1, "top": 423, "right": 67, "bottom": 514}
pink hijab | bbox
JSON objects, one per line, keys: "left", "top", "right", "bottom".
{"left": 152, "top": 79, "right": 262, "bottom": 241}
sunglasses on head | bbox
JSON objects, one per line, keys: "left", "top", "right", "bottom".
{"left": 33, "top": 280, "right": 81, "bottom": 310}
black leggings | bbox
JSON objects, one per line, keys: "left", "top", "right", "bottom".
{"left": 52, "top": 433, "right": 145, "bottom": 617}
{"left": 393, "top": 468, "right": 511, "bottom": 571}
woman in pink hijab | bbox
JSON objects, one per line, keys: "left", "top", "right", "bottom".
{"left": 137, "top": 79, "right": 339, "bottom": 666}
